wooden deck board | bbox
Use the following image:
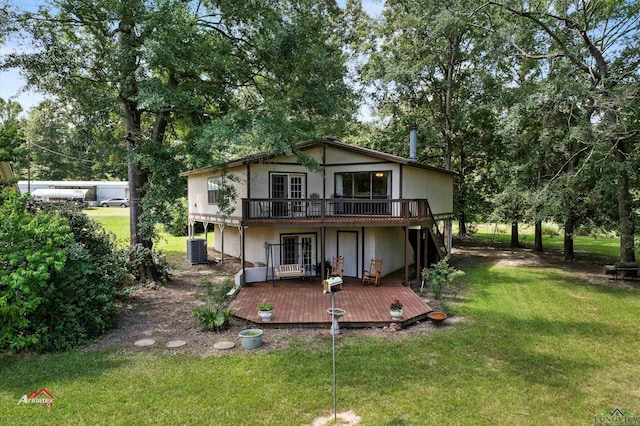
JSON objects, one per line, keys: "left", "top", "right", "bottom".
{"left": 229, "top": 277, "right": 432, "bottom": 328}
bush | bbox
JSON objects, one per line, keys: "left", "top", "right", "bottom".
{"left": 0, "top": 193, "right": 129, "bottom": 353}
{"left": 126, "top": 243, "right": 170, "bottom": 284}
{"left": 192, "top": 307, "right": 233, "bottom": 332}
{"left": 192, "top": 278, "right": 235, "bottom": 332}
{"left": 421, "top": 259, "right": 465, "bottom": 300}
{"left": 201, "top": 278, "right": 235, "bottom": 304}
{"left": 164, "top": 197, "right": 189, "bottom": 236}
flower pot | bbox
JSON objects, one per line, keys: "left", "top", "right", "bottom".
{"left": 239, "top": 329, "right": 263, "bottom": 349}
{"left": 258, "top": 310, "right": 274, "bottom": 322}
{"left": 427, "top": 311, "right": 447, "bottom": 325}
{"left": 390, "top": 309, "right": 403, "bottom": 320}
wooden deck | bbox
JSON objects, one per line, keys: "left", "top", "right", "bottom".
{"left": 229, "top": 277, "right": 433, "bottom": 328}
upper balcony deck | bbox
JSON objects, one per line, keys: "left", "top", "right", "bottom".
{"left": 240, "top": 198, "right": 440, "bottom": 227}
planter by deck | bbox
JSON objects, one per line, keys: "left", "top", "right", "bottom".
{"left": 239, "top": 329, "right": 263, "bottom": 349}
{"left": 258, "top": 310, "right": 274, "bottom": 322}
{"left": 390, "top": 309, "right": 403, "bottom": 320}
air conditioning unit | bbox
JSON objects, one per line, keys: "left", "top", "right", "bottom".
{"left": 187, "top": 238, "right": 207, "bottom": 264}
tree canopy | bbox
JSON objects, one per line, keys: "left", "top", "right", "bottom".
{"left": 1, "top": 0, "right": 638, "bottom": 263}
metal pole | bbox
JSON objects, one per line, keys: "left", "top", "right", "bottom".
{"left": 331, "top": 291, "right": 337, "bottom": 423}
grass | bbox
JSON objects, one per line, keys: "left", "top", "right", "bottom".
{"left": 84, "top": 207, "right": 206, "bottom": 260}
{"left": 465, "top": 222, "right": 636, "bottom": 261}
{"left": 2, "top": 215, "right": 638, "bottom": 423}
{"left": 2, "top": 259, "right": 639, "bottom": 424}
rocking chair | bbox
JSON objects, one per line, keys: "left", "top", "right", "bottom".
{"left": 327, "top": 256, "right": 345, "bottom": 280}
{"left": 362, "top": 259, "right": 383, "bottom": 287}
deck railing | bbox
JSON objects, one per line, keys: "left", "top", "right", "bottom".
{"left": 242, "top": 198, "right": 434, "bottom": 222}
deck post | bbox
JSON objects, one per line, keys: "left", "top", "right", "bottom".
{"left": 416, "top": 227, "right": 421, "bottom": 287}
{"left": 404, "top": 226, "right": 409, "bottom": 286}
{"left": 321, "top": 226, "right": 326, "bottom": 282}
{"left": 240, "top": 225, "right": 246, "bottom": 286}
{"left": 220, "top": 223, "right": 225, "bottom": 263}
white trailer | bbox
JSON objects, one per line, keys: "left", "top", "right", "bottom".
{"left": 31, "top": 188, "right": 90, "bottom": 204}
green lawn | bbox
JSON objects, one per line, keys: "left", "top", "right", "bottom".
{"left": 84, "top": 207, "right": 206, "bottom": 260}
{"left": 2, "top": 215, "right": 638, "bottom": 423}
{"left": 2, "top": 258, "right": 639, "bottom": 424}
{"left": 465, "top": 223, "right": 635, "bottom": 261}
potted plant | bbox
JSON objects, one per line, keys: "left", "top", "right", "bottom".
{"left": 314, "top": 260, "right": 332, "bottom": 277}
{"left": 390, "top": 299, "right": 403, "bottom": 320}
{"left": 239, "top": 329, "right": 263, "bottom": 349}
{"left": 256, "top": 303, "right": 274, "bottom": 322}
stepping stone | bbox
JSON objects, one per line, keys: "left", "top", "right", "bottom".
{"left": 213, "top": 341, "right": 236, "bottom": 350}
{"left": 134, "top": 338, "right": 156, "bottom": 347}
{"left": 166, "top": 339, "right": 187, "bottom": 348}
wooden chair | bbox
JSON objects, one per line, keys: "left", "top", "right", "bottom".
{"left": 327, "top": 256, "right": 345, "bottom": 280}
{"left": 362, "top": 259, "right": 383, "bottom": 286}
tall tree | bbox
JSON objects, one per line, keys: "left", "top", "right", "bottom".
{"left": 0, "top": 98, "right": 26, "bottom": 186}
{"left": 4, "top": 1, "right": 353, "bottom": 268}
{"left": 483, "top": 0, "right": 640, "bottom": 262}
{"left": 362, "top": 0, "right": 503, "bottom": 235}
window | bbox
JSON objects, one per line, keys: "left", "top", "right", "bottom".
{"left": 335, "top": 171, "right": 390, "bottom": 199}
{"left": 207, "top": 177, "right": 220, "bottom": 204}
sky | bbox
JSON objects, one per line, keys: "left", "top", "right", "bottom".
{"left": 0, "top": 0, "right": 385, "bottom": 115}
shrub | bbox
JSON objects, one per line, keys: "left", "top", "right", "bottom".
{"left": 192, "top": 306, "right": 233, "bottom": 332}
{"left": 164, "top": 197, "right": 189, "bottom": 236}
{"left": 193, "top": 278, "right": 236, "bottom": 332}
{"left": 126, "top": 243, "right": 170, "bottom": 283}
{"left": 421, "top": 259, "right": 465, "bottom": 300}
{"left": 0, "top": 193, "right": 129, "bottom": 353}
{"left": 201, "top": 278, "right": 235, "bottom": 304}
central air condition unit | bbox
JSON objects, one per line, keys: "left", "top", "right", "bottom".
{"left": 187, "top": 238, "right": 207, "bottom": 264}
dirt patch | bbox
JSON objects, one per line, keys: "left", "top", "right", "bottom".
{"left": 312, "top": 410, "right": 361, "bottom": 426}
{"left": 85, "top": 244, "right": 635, "bottom": 356}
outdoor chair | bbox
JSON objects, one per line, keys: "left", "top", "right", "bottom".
{"left": 327, "top": 256, "right": 345, "bottom": 280}
{"left": 362, "top": 258, "right": 383, "bottom": 286}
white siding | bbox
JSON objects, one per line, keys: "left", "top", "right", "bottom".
{"left": 187, "top": 168, "right": 247, "bottom": 219}
{"left": 362, "top": 227, "right": 408, "bottom": 277}
{"left": 402, "top": 167, "right": 454, "bottom": 215}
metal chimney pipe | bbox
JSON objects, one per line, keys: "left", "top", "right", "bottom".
{"left": 409, "top": 126, "right": 418, "bottom": 161}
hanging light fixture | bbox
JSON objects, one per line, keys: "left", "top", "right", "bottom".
{"left": 375, "top": 172, "right": 384, "bottom": 178}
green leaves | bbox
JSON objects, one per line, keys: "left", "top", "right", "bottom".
{"left": 0, "top": 193, "right": 129, "bottom": 353}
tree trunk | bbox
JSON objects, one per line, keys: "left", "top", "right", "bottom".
{"left": 457, "top": 148, "right": 467, "bottom": 237}
{"left": 119, "top": 1, "right": 160, "bottom": 282}
{"left": 534, "top": 220, "right": 543, "bottom": 252}
{"left": 563, "top": 216, "right": 574, "bottom": 260}
{"left": 616, "top": 140, "right": 636, "bottom": 263}
{"left": 458, "top": 216, "right": 467, "bottom": 237}
{"left": 510, "top": 221, "right": 519, "bottom": 248}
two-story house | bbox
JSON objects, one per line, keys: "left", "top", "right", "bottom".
{"left": 182, "top": 138, "right": 454, "bottom": 286}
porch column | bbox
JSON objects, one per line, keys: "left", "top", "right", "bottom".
{"left": 321, "top": 226, "right": 326, "bottom": 282}
{"left": 240, "top": 225, "right": 246, "bottom": 286}
{"left": 416, "top": 227, "right": 421, "bottom": 286}
{"left": 447, "top": 219, "right": 453, "bottom": 256}
{"left": 404, "top": 226, "right": 409, "bottom": 286}
{"left": 220, "top": 223, "right": 225, "bottom": 263}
